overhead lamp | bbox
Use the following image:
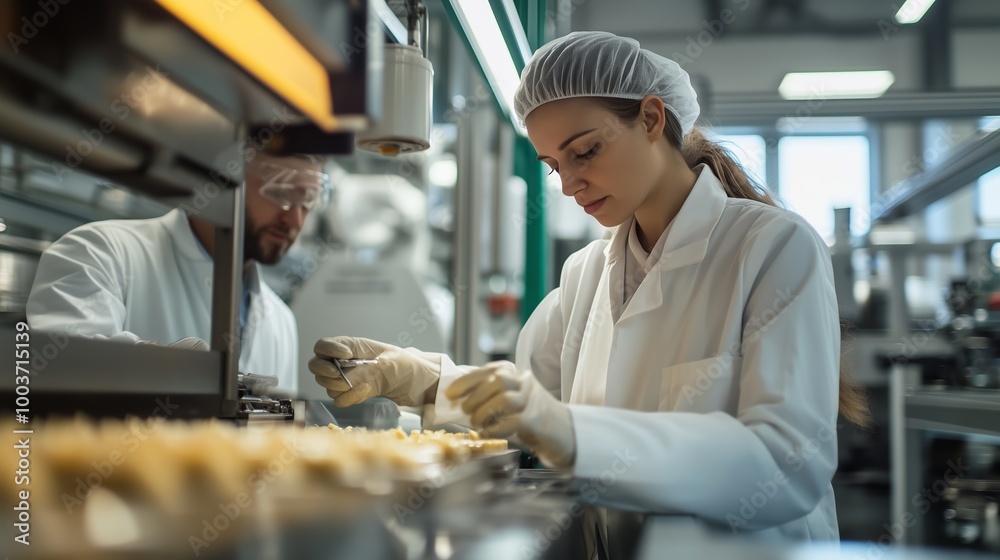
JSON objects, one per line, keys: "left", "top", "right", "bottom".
{"left": 444, "top": 0, "right": 529, "bottom": 135}
{"left": 778, "top": 71, "right": 895, "bottom": 100}
{"left": 154, "top": 0, "right": 336, "bottom": 130}
{"left": 895, "top": 0, "right": 936, "bottom": 24}
{"left": 356, "top": 1, "right": 433, "bottom": 155}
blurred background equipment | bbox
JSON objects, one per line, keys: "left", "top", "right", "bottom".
{"left": 288, "top": 172, "right": 454, "bottom": 401}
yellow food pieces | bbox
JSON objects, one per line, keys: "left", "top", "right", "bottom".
{"left": 3, "top": 417, "right": 504, "bottom": 516}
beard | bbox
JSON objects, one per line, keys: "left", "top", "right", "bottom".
{"left": 244, "top": 219, "right": 294, "bottom": 265}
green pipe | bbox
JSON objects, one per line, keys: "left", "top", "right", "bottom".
{"left": 516, "top": 134, "right": 547, "bottom": 325}
{"left": 513, "top": 0, "right": 547, "bottom": 324}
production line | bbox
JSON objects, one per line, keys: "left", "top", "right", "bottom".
{"left": 1, "top": 0, "right": 1000, "bottom": 559}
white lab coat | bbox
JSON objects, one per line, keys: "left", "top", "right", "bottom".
{"left": 27, "top": 209, "right": 298, "bottom": 392}
{"left": 429, "top": 164, "right": 841, "bottom": 542}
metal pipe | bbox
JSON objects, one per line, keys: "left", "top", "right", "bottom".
{"left": 422, "top": 4, "right": 429, "bottom": 60}
{"left": 888, "top": 364, "right": 907, "bottom": 544}
{"left": 405, "top": 0, "right": 425, "bottom": 54}
{"left": 710, "top": 90, "right": 1000, "bottom": 125}
{"left": 887, "top": 251, "right": 910, "bottom": 341}
{"left": 873, "top": 129, "right": 1000, "bottom": 222}
{"left": 0, "top": 91, "right": 144, "bottom": 172}
{"left": 210, "top": 128, "right": 246, "bottom": 416}
{"left": 492, "top": 123, "right": 513, "bottom": 273}
{"left": 0, "top": 234, "right": 49, "bottom": 256}
{"left": 922, "top": 0, "right": 951, "bottom": 91}
{"left": 452, "top": 104, "right": 485, "bottom": 364}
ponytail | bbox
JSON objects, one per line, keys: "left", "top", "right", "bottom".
{"left": 595, "top": 96, "right": 873, "bottom": 429}
{"left": 679, "top": 128, "right": 777, "bottom": 206}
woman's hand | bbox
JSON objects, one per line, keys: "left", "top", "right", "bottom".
{"left": 308, "top": 337, "right": 441, "bottom": 407}
{"left": 446, "top": 361, "right": 576, "bottom": 468}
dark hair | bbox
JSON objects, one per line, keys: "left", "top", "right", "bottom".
{"left": 594, "top": 97, "right": 872, "bottom": 429}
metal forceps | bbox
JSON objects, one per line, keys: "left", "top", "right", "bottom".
{"left": 330, "top": 358, "right": 378, "bottom": 389}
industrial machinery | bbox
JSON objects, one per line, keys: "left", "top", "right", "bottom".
{"left": 945, "top": 253, "right": 1000, "bottom": 390}
{"left": 0, "top": 0, "right": 386, "bottom": 421}
{"left": 847, "top": 125, "right": 1000, "bottom": 552}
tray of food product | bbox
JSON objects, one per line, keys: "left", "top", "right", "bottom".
{"left": 1, "top": 417, "right": 513, "bottom": 559}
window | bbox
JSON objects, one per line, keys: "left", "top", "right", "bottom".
{"left": 714, "top": 134, "right": 767, "bottom": 187}
{"left": 979, "top": 166, "right": 1000, "bottom": 225}
{"left": 977, "top": 116, "right": 1000, "bottom": 225}
{"left": 777, "top": 136, "right": 871, "bottom": 241}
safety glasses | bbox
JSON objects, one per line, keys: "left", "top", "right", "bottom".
{"left": 250, "top": 159, "right": 332, "bottom": 212}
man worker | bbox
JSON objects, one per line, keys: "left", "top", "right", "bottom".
{"left": 27, "top": 151, "right": 329, "bottom": 392}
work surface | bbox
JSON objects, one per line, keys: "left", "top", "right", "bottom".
{"left": 636, "top": 515, "right": 996, "bottom": 560}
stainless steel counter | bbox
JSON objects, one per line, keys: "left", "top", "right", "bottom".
{"left": 635, "top": 515, "right": 1000, "bottom": 560}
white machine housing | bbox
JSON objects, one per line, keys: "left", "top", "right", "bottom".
{"left": 355, "top": 44, "right": 433, "bottom": 156}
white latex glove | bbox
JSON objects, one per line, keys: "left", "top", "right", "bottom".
{"left": 445, "top": 361, "right": 576, "bottom": 468}
{"left": 139, "top": 337, "right": 210, "bottom": 351}
{"left": 308, "top": 336, "right": 440, "bottom": 407}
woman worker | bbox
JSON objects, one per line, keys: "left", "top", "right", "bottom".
{"left": 308, "top": 31, "right": 869, "bottom": 544}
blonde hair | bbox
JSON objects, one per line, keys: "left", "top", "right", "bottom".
{"left": 596, "top": 97, "right": 873, "bottom": 429}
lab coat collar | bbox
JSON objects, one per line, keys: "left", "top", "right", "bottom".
{"left": 166, "top": 208, "right": 264, "bottom": 292}
{"left": 604, "top": 163, "right": 727, "bottom": 273}
{"left": 165, "top": 208, "right": 212, "bottom": 262}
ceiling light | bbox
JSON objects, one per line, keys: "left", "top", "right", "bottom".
{"left": 779, "top": 71, "right": 895, "bottom": 100}
{"left": 895, "top": 0, "right": 936, "bottom": 24}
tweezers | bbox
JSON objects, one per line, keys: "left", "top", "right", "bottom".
{"left": 331, "top": 359, "right": 353, "bottom": 389}
{"left": 330, "top": 358, "right": 378, "bottom": 389}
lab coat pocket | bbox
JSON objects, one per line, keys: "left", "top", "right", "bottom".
{"left": 660, "top": 355, "right": 742, "bottom": 413}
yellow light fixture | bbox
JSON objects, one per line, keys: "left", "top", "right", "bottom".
{"left": 154, "top": 0, "right": 337, "bottom": 130}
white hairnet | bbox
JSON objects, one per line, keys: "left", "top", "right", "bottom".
{"left": 514, "top": 31, "right": 700, "bottom": 136}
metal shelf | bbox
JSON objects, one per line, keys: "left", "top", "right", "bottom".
{"left": 1, "top": 334, "right": 228, "bottom": 418}
{"left": 890, "top": 363, "right": 1000, "bottom": 547}
{"left": 905, "top": 389, "right": 1000, "bottom": 439}
{"left": 709, "top": 90, "right": 1000, "bottom": 125}
{"left": 873, "top": 128, "right": 1000, "bottom": 223}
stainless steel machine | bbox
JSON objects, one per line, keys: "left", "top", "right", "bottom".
{"left": 0, "top": 0, "right": 383, "bottom": 422}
